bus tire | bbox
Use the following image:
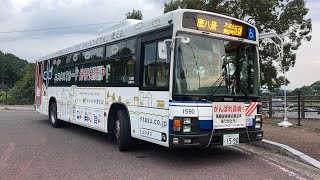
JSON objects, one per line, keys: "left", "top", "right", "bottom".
{"left": 49, "top": 102, "right": 62, "bottom": 128}
{"left": 115, "top": 109, "right": 131, "bottom": 151}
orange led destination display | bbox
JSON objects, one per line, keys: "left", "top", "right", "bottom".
{"left": 182, "top": 12, "right": 256, "bottom": 41}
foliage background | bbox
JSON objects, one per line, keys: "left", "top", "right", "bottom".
{"left": 0, "top": 51, "right": 34, "bottom": 105}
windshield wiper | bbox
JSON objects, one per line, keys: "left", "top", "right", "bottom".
{"left": 229, "top": 75, "right": 251, "bottom": 102}
{"left": 207, "top": 56, "right": 230, "bottom": 97}
{"left": 207, "top": 70, "right": 250, "bottom": 102}
{"left": 207, "top": 73, "right": 227, "bottom": 97}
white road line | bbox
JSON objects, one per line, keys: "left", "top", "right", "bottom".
{"left": 260, "top": 157, "right": 307, "bottom": 180}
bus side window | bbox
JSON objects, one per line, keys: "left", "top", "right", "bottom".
{"left": 106, "top": 39, "right": 136, "bottom": 85}
{"left": 143, "top": 42, "right": 156, "bottom": 87}
{"left": 142, "top": 40, "right": 170, "bottom": 89}
{"left": 156, "top": 57, "right": 169, "bottom": 87}
{"left": 109, "top": 56, "right": 136, "bottom": 84}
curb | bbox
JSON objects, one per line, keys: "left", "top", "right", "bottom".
{"left": 306, "top": 126, "right": 320, "bottom": 133}
{"left": 250, "top": 139, "right": 320, "bottom": 170}
{"left": 265, "top": 121, "right": 320, "bottom": 134}
{"left": 0, "top": 107, "right": 35, "bottom": 111}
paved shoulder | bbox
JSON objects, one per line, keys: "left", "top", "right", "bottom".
{"left": 237, "top": 143, "right": 320, "bottom": 180}
{"left": 263, "top": 123, "right": 320, "bottom": 161}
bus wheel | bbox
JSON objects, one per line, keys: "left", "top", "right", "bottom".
{"left": 49, "top": 102, "right": 61, "bottom": 128}
{"left": 115, "top": 109, "right": 131, "bottom": 151}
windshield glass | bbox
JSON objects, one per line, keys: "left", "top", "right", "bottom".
{"left": 174, "top": 33, "right": 260, "bottom": 96}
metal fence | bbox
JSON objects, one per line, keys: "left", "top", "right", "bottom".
{"left": 262, "top": 91, "right": 320, "bottom": 123}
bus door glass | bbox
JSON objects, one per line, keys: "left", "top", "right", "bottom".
{"left": 138, "top": 39, "right": 171, "bottom": 146}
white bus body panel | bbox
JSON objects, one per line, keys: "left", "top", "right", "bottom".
{"left": 138, "top": 91, "right": 169, "bottom": 146}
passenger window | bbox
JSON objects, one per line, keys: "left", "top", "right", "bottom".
{"left": 106, "top": 39, "right": 136, "bottom": 58}
{"left": 142, "top": 40, "right": 170, "bottom": 88}
{"left": 82, "top": 47, "right": 104, "bottom": 61}
{"left": 156, "top": 52, "right": 170, "bottom": 87}
{"left": 143, "top": 42, "right": 156, "bottom": 87}
{"left": 64, "top": 53, "right": 80, "bottom": 66}
{"left": 66, "top": 55, "right": 71, "bottom": 64}
{"left": 105, "top": 38, "right": 136, "bottom": 85}
{"left": 108, "top": 56, "right": 135, "bottom": 84}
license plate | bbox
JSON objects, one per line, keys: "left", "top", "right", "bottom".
{"left": 223, "top": 134, "right": 239, "bottom": 146}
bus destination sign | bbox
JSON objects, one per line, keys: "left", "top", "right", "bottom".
{"left": 182, "top": 12, "right": 256, "bottom": 41}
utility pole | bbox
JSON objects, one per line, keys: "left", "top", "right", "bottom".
{"left": 259, "top": 32, "right": 292, "bottom": 127}
{"left": 283, "top": 66, "right": 288, "bottom": 122}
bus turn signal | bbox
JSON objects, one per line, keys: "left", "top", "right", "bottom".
{"left": 173, "top": 118, "right": 181, "bottom": 132}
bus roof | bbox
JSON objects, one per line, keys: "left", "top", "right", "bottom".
{"left": 37, "top": 9, "right": 256, "bottom": 62}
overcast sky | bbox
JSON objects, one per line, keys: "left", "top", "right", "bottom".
{"left": 0, "top": 0, "right": 318, "bottom": 90}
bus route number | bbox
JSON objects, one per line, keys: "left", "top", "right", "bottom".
{"left": 183, "top": 108, "right": 195, "bottom": 115}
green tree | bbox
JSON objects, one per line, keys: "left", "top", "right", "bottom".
{"left": 126, "top": 9, "right": 143, "bottom": 20}
{"left": 0, "top": 51, "right": 28, "bottom": 86}
{"left": 311, "top": 81, "right": 320, "bottom": 92}
{"left": 8, "top": 63, "right": 35, "bottom": 105}
{"left": 290, "top": 81, "right": 320, "bottom": 95}
{"left": 164, "top": 0, "right": 312, "bottom": 91}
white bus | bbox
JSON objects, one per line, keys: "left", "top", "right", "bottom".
{"left": 35, "top": 9, "right": 263, "bottom": 151}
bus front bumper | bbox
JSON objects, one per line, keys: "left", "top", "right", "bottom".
{"left": 169, "top": 129, "right": 263, "bottom": 148}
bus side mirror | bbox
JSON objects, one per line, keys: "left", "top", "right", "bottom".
{"left": 158, "top": 41, "right": 168, "bottom": 59}
{"left": 158, "top": 36, "right": 190, "bottom": 59}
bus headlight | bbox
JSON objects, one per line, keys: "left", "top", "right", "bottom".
{"left": 255, "top": 123, "right": 261, "bottom": 129}
{"left": 183, "top": 118, "right": 191, "bottom": 125}
{"left": 183, "top": 125, "right": 191, "bottom": 133}
{"left": 173, "top": 117, "right": 197, "bottom": 133}
{"left": 173, "top": 137, "right": 179, "bottom": 144}
{"left": 255, "top": 115, "right": 261, "bottom": 122}
{"left": 255, "top": 115, "right": 262, "bottom": 129}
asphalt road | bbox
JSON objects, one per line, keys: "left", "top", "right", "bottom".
{"left": 0, "top": 111, "right": 318, "bottom": 180}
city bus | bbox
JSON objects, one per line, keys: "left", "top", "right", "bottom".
{"left": 35, "top": 9, "right": 263, "bottom": 151}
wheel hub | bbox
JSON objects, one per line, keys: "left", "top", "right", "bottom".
{"left": 50, "top": 107, "right": 56, "bottom": 123}
{"left": 115, "top": 120, "right": 120, "bottom": 142}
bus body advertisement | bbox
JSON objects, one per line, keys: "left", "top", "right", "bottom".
{"left": 35, "top": 9, "right": 263, "bottom": 151}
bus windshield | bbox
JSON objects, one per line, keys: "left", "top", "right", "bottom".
{"left": 173, "top": 33, "right": 260, "bottom": 96}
